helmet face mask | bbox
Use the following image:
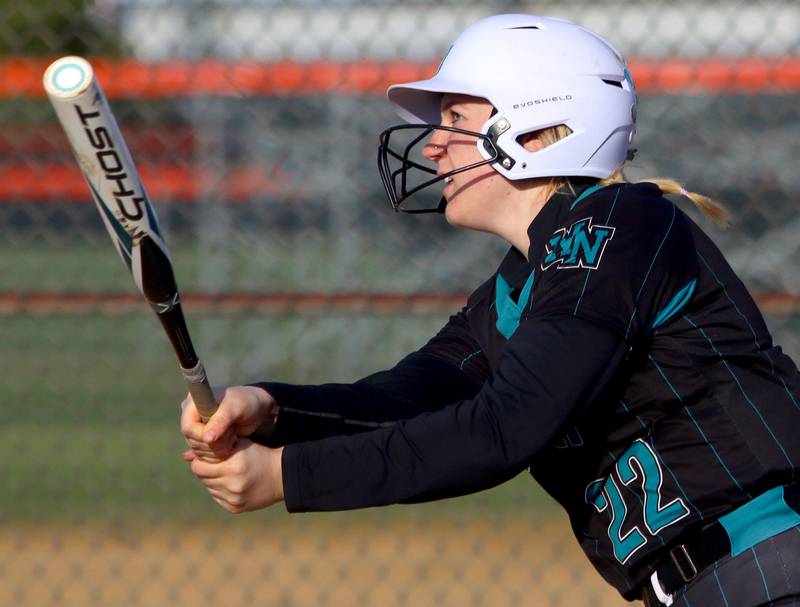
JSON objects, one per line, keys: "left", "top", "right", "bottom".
{"left": 377, "top": 14, "right": 637, "bottom": 213}
{"left": 377, "top": 123, "right": 505, "bottom": 214}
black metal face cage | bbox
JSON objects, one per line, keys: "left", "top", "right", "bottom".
{"left": 376, "top": 123, "right": 512, "bottom": 214}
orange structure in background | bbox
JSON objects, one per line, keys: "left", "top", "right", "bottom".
{"left": 3, "top": 56, "right": 800, "bottom": 98}
{"left": 3, "top": 56, "right": 799, "bottom": 204}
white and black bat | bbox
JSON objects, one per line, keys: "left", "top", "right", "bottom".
{"left": 43, "top": 56, "right": 219, "bottom": 420}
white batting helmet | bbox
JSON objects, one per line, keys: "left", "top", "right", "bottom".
{"left": 377, "top": 14, "right": 637, "bottom": 211}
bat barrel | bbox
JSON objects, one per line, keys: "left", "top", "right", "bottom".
{"left": 44, "top": 56, "right": 220, "bottom": 425}
{"left": 43, "top": 55, "right": 172, "bottom": 297}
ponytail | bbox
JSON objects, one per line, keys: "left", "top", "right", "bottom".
{"left": 599, "top": 169, "right": 731, "bottom": 227}
{"left": 529, "top": 124, "right": 731, "bottom": 228}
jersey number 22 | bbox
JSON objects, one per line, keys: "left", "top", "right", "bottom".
{"left": 586, "top": 439, "right": 690, "bottom": 564}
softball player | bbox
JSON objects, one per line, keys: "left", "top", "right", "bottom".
{"left": 181, "top": 15, "right": 800, "bottom": 605}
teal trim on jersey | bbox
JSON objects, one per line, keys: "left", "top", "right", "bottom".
{"left": 698, "top": 251, "right": 800, "bottom": 413}
{"left": 719, "top": 486, "right": 800, "bottom": 557}
{"left": 684, "top": 315, "right": 795, "bottom": 469}
{"left": 570, "top": 184, "right": 606, "bottom": 210}
{"left": 625, "top": 202, "right": 677, "bottom": 340}
{"left": 572, "top": 186, "right": 623, "bottom": 316}
{"left": 650, "top": 278, "right": 697, "bottom": 330}
{"left": 495, "top": 271, "right": 535, "bottom": 339}
{"left": 649, "top": 354, "right": 751, "bottom": 498}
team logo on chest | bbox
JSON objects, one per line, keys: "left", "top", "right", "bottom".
{"left": 541, "top": 217, "right": 616, "bottom": 271}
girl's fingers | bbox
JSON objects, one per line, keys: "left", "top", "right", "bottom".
{"left": 186, "top": 431, "right": 237, "bottom": 458}
{"left": 190, "top": 457, "right": 224, "bottom": 480}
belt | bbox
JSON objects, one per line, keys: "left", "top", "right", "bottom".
{"left": 643, "top": 482, "right": 800, "bottom": 607}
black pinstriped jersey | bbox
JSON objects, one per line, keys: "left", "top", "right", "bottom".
{"left": 263, "top": 182, "right": 800, "bottom": 599}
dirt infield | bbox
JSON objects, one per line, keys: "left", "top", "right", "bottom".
{"left": 1, "top": 518, "right": 622, "bottom": 607}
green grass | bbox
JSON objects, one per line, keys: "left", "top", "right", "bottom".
{"left": 3, "top": 240, "right": 797, "bottom": 525}
{"left": 1, "top": 313, "right": 452, "bottom": 422}
{"left": 1, "top": 313, "right": 561, "bottom": 523}
{"left": 1, "top": 422, "right": 559, "bottom": 524}
{"left": 0, "top": 230, "right": 502, "bottom": 294}
{"left": 0, "top": 240, "right": 300, "bottom": 293}
{"left": 2, "top": 423, "right": 198, "bottom": 523}
{"left": 0, "top": 239, "right": 443, "bottom": 293}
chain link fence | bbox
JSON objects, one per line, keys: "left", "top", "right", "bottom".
{"left": 2, "top": 1, "right": 799, "bottom": 605}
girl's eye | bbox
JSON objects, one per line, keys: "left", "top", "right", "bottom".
{"left": 449, "top": 111, "right": 463, "bottom": 124}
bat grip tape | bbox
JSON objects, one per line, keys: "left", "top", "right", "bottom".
{"left": 182, "top": 362, "right": 219, "bottom": 421}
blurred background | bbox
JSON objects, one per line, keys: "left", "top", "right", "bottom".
{"left": 1, "top": 1, "right": 798, "bottom": 605}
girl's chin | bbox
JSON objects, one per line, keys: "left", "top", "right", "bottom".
{"left": 443, "top": 198, "right": 475, "bottom": 229}
{"left": 443, "top": 199, "right": 461, "bottom": 226}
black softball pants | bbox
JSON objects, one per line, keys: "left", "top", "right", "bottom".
{"left": 669, "top": 525, "right": 800, "bottom": 607}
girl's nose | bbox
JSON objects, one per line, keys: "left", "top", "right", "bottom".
{"left": 422, "top": 128, "right": 448, "bottom": 161}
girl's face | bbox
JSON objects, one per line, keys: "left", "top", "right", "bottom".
{"left": 422, "top": 94, "right": 532, "bottom": 233}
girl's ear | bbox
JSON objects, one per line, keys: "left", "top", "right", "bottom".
{"left": 518, "top": 132, "right": 546, "bottom": 152}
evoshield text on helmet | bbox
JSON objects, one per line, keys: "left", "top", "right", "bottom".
{"left": 377, "top": 14, "right": 637, "bottom": 212}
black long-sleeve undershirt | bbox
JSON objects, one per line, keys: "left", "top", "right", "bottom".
{"left": 281, "top": 314, "right": 626, "bottom": 511}
{"left": 255, "top": 306, "right": 488, "bottom": 446}
{"left": 256, "top": 351, "right": 482, "bottom": 446}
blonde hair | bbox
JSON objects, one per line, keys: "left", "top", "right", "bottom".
{"left": 598, "top": 169, "right": 730, "bottom": 227}
{"left": 526, "top": 125, "right": 731, "bottom": 227}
